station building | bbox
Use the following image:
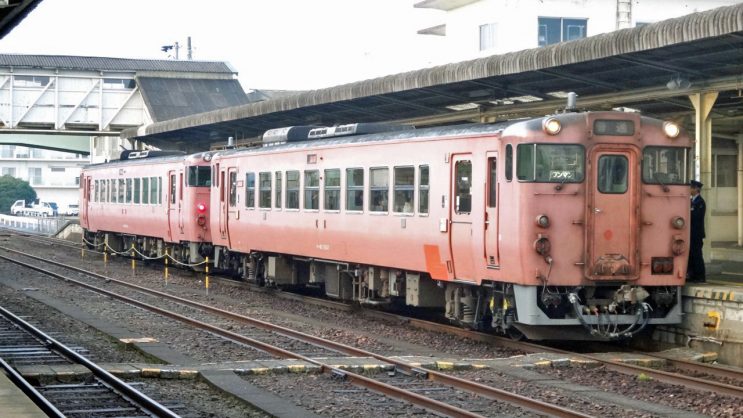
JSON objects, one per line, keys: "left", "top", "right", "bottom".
{"left": 0, "top": 54, "right": 251, "bottom": 210}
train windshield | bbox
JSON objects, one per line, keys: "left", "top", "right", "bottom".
{"left": 642, "top": 147, "right": 688, "bottom": 185}
{"left": 187, "top": 166, "right": 212, "bottom": 187}
{"left": 516, "top": 144, "right": 584, "bottom": 183}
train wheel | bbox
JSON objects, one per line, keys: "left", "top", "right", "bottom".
{"left": 507, "top": 327, "right": 526, "bottom": 341}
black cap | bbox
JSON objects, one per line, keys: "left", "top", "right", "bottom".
{"left": 690, "top": 180, "right": 703, "bottom": 188}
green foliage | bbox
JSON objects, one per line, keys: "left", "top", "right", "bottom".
{"left": 0, "top": 175, "right": 36, "bottom": 214}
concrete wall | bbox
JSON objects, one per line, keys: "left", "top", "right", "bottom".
{"left": 653, "top": 285, "right": 743, "bottom": 367}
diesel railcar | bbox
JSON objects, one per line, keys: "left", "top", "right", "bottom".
{"left": 80, "top": 104, "right": 691, "bottom": 340}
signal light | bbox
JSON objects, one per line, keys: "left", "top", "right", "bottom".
{"left": 197, "top": 203, "right": 207, "bottom": 213}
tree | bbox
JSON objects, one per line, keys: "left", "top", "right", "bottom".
{"left": 0, "top": 175, "right": 36, "bottom": 214}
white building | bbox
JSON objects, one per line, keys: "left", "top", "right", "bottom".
{"left": 0, "top": 143, "right": 87, "bottom": 210}
{"left": 416, "top": 0, "right": 742, "bottom": 63}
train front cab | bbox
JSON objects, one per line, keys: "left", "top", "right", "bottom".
{"left": 490, "top": 112, "right": 690, "bottom": 340}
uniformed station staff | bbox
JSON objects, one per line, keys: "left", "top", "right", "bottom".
{"left": 688, "top": 180, "right": 706, "bottom": 283}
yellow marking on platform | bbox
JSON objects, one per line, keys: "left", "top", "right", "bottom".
{"left": 119, "top": 337, "right": 158, "bottom": 344}
{"left": 532, "top": 360, "right": 552, "bottom": 368}
{"left": 141, "top": 368, "right": 161, "bottom": 377}
{"left": 249, "top": 367, "right": 270, "bottom": 375}
{"left": 287, "top": 364, "right": 306, "bottom": 373}
{"left": 179, "top": 370, "right": 198, "bottom": 379}
{"left": 436, "top": 361, "right": 454, "bottom": 370}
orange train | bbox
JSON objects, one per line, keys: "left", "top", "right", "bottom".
{"left": 81, "top": 101, "right": 691, "bottom": 340}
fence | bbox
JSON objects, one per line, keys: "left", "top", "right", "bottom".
{"left": 0, "top": 214, "right": 71, "bottom": 235}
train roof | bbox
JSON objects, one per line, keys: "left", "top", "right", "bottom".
{"left": 214, "top": 121, "right": 515, "bottom": 159}
{"left": 82, "top": 152, "right": 194, "bottom": 170}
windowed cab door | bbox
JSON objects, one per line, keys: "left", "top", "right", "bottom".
{"left": 449, "top": 154, "right": 476, "bottom": 281}
{"left": 484, "top": 152, "right": 499, "bottom": 267}
{"left": 217, "top": 166, "right": 238, "bottom": 247}
{"left": 586, "top": 145, "right": 640, "bottom": 280}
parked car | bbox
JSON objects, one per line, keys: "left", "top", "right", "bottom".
{"left": 63, "top": 203, "right": 79, "bottom": 216}
{"left": 10, "top": 199, "right": 58, "bottom": 217}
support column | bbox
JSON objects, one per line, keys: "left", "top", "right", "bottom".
{"left": 738, "top": 137, "right": 743, "bottom": 246}
{"left": 689, "top": 92, "right": 718, "bottom": 260}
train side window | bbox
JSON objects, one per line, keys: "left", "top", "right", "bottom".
{"left": 102, "top": 180, "right": 108, "bottom": 203}
{"left": 275, "top": 171, "right": 282, "bottom": 209}
{"left": 455, "top": 160, "right": 472, "bottom": 214}
{"left": 94, "top": 180, "right": 99, "bottom": 202}
{"left": 324, "top": 169, "right": 340, "bottom": 211}
{"left": 516, "top": 144, "right": 534, "bottom": 181}
{"left": 245, "top": 172, "right": 255, "bottom": 208}
{"left": 170, "top": 175, "right": 176, "bottom": 205}
{"left": 393, "top": 166, "right": 414, "bottom": 214}
{"left": 488, "top": 158, "right": 497, "bottom": 207}
{"left": 134, "top": 178, "right": 141, "bottom": 204}
{"left": 419, "top": 165, "right": 429, "bottom": 214}
{"left": 142, "top": 178, "right": 150, "bottom": 204}
{"left": 112, "top": 179, "right": 119, "bottom": 204}
{"left": 126, "top": 179, "right": 132, "bottom": 203}
{"left": 259, "top": 172, "right": 272, "bottom": 209}
{"left": 286, "top": 171, "right": 300, "bottom": 209}
{"left": 179, "top": 173, "right": 183, "bottom": 201}
{"left": 346, "top": 168, "right": 364, "bottom": 211}
{"left": 229, "top": 172, "right": 237, "bottom": 207}
{"left": 505, "top": 144, "right": 513, "bottom": 182}
{"left": 118, "top": 179, "right": 126, "bottom": 203}
{"left": 150, "top": 177, "right": 158, "bottom": 204}
{"left": 304, "top": 170, "right": 320, "bottom": 210}
{"left": 598, "top": 155, "right": 628, "bottom": 194}
{"left": 158, "top": 177, "right": 163, "bottom": 204}
{"left": 370, "top": 167, "right": 389, "bottom": 213}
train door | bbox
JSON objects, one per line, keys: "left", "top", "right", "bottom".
{"left": 586, "top": 147, "right": 639, "bottom": 279}
{"left": 449, "top": 154, "right": 476, "bottom": 281}
{"left": 484, "top": 153, "right": 499, "bottom": 266}
{"left": 167, "top": 171, "right": 177, "bottom": 241}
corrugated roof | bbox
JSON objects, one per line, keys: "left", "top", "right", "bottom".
{"left": 0, "top": 53, "right": 236, "bottom": 74}
{"left": 138, "top": 77, "right": 250, "bottom": 122}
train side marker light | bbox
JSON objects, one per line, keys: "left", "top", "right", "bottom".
{"left": 663, "top": 121, "right": 680, "bottom": 138}
{"left": 536, "top": 214, "right": 550, "bottom": 228}
{"left": 543, "top": 118, "right": 562, "bottom": 135}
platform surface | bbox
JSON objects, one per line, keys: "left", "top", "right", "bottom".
{"left": 0, "top": 370, "right": 47, "bottom": 418}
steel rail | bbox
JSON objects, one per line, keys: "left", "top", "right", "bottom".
{"left": 0, "top": 304, "right": 179, "bottom": 418}
{"left": 0, "top": 247, "right": 589, "bottom": 418}
{"left": 0, "top": 356, "right": 65, "bottom": 418}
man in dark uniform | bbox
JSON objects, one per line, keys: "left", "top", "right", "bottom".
{"left": 688, "top": 180, "right": 706, "bottom": 282}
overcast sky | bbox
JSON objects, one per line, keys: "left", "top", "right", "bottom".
{"left": 0, "top": 0, "right": 444, "bottom": 91}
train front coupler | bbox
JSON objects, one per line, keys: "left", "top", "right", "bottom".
{"left": 567, "top": 292, "right": 652, "bottom": 340}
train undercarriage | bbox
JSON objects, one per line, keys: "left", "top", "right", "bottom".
{"left": 83, "top": 231, "right": 682, "bottom": 340}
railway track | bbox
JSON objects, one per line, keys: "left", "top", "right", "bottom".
{"left": 0, "top": 304, "right": 180, "bottom": 418}
{"left": 6, "top": 231, "right": 743, "bottom": 405}
{"left": 0, "top": 245, "right": 590, "bottom": 418}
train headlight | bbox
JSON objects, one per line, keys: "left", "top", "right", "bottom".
{"left": 543, "top": 118, "right": 561, "bottom": 135}
{"left": 663, "top": 121, "right": 680, "bottom": 138}
{"left": 203, "top": 152, "right": 213, "bottom": 162}
{"left": 534, "top": 236, "right": 551, "bottom": 256}
{"left": 671, "top": 216, "right": 685, "bottom": 229}
{"left": 536, "top": 214, "right": 550, "bottom": 228}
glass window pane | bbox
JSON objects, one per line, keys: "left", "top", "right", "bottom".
{"left": 169, "top": 175, "right": 176, "bottom": 204}
{"left": 158, "top": 177, "right": 162, "bottom": 204}
{"left": 346, "top": 168, "right": 364, "bottom": 211}
{"left": 287, "top": 171, "right": 300, "bottom": 209}
{"left": 188, "top": 166, "right": 211, "bottom": 187}
{"left": 598, "top": 155, "right": 628, "bottom": 194}
{"left": 134, "top": 178, "right": 141, "bottom": 204}
{"left": 126, "top": 178, "right": 132, "bottom": 203}
{"left": 393, "top": 166, "right": 414, "bottom": 213}
{"left": 229, "top": 172, "right": 237, "bottom": 207}
{"left": 150, "top": 177, "right": 158, "bottom": 204}
{"left": 275, "top": 171, "right": 282, "bottom": 209}
{"left": 119, "top": 179, "right": 125, "bottom": 203}
{"left": 505, "top": 144, "right": 513, "bottom": 181}
{"left": 488, "top": 158, "right": 497, "bottom": 207}
{"left": 324, "top": 169, "right": 340, "bottom": 211}
{"left": 563, "top": 18, "right": 587, "bottom": 41}
{"left": 517, "top": 144, "right": 534, "bottom": 181}
{"left": 259, "top": 172, "right": 272, "bottom": 208}
{"left": 142, "top": 177, "right": 150, "bottom": 204}
{"left": 642, "top": 147, "right": 688, "bottom": 185}
{"left": 419, "top": 165, "right": 429, "bottom": 214}
{"left": 455, "top": 160, "right": 472, "bottom": 213}
{"left": 304, "top": 170, "right": 319, "bottom": 210}
{"left": 245, "top": 173, "right": 255, "bottom": 208}
{"left": 538, "top": 17, "right": 561, "bottom": 46}
{"left": 370, "top": 168, "right": 389, "bottom": 212}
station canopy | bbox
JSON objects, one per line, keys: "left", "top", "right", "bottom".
{"left": 124, "top": 3, "right": 743, "bottom": 151}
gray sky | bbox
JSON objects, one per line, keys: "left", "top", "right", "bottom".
{"left": 0, "top": 0, "right": 442, "bottom": 91}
